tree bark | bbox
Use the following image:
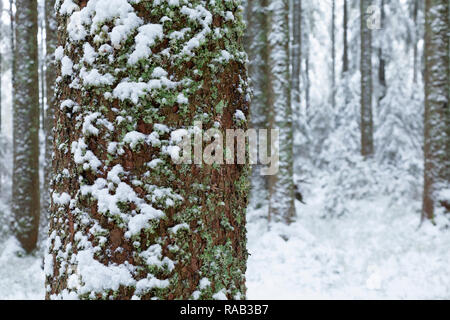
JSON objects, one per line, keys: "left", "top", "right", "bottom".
{"left": 292, "top": 0, "right": 301, "bottom": 112}
{"left": 360, "top": 0, "right": 374, "bottom": 157}
{"left": 42, "top": 0, "right": 57, "bottom": 235}
{"left": 422, "top": 0, "right": 449, "bottom": 220}
{"left": 12, "top": 0, "right": 40, "bottom": 253}
{"left": 245, "top": 0, "right": 270, "bottom": 210}
{"left": 412, "top": 0, "right": 419, "bottom": 83}
{"left": 342, "top": 0, "right": 349, "bottom": 75}
{"left": 378, "top": 0, "right": 386, "bottom": 103}
{"left": 267, "top": 0, "right": 295, "bottom": 225}
{"left": 46, "top": 0, "right": 249, "bottom": 300}
{"left": 331, "top": 0, "right": 336, "bottom": 109}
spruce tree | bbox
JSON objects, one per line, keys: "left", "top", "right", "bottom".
{"left": 245, "top": 0, "right": 270, "bottom": 209}
{"left": 42, "top": 0, "right": 58, "bottom": 231}
{"left": 267, "top": 0, "right": 295, "bottom": 224}
{"left": 422, "top": 0, "right": 449, "bottom": 220}
{"left": 360, "top": 0, "right": 374, "bottom": 157}
{"left": 46, "top": 0, "right": 249, "bottom": 300}
{"left": 12, "top": 0, "right": 40, "bottom": 253}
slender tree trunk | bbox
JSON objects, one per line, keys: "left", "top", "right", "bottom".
{"left": 413, "top": 0, "right": 419, "bottom": 83}
{"left": 246, "top": 0, "right": 270, "bottom": 210}
{"left": 267, "top": 0, "right": 295, "bottom": 225}
{"left": 360, "top": 0, "right": 374, "bottom": 157}
{"left": 302, "top": 5, "right": 310, "bottom": 113}
{"left": 305, "top": 45, "right": 310, "bottom": 111}
{"left": 422, "top": 0, "right": 449, "bottom": 220}
{"left": 331, "top": 0, "right": 336, "bottom": 109}
{"left": 0, "top": 0, "right": 3, "bottom": 194}
{"left": 12, "top": 0, "right": 40, "bottom": 253}
{"left": 40, "top": 17, "right": 46, "bottom": 132}
{"left": 292, "top": 0, "right": 302, "bottom": 112}
{"left": 46, "top": 0, "right": 249, "bottom": 299}
{"left": 42, "top": 0, "right": 57, "bottom": 235}
{"left": 378, "top": 0, "right": 386, "bottom": 103}
{"left": 342, "top": 0, "right": 349, "bottom": 75}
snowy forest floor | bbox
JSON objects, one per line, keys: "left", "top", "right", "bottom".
{"left": 1, "top": 167, "right": 450, "bottom": 300}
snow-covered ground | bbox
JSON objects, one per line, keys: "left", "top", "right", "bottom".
{"left": 247, "top": 184, "right": 450, "bottom": 299}
{"left": 1, "top": 174, "right": 449, "bottom": 300}
{"left": 0, "top": 237, "right": 45, "bottom": 299}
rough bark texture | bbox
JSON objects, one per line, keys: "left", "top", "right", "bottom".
{"left": 245, "top": 0, "right": 269, "bottom": 209}
{"left": 42, "top": 0, "right": 58, "bottom": 234}
{"left": 422, "top": 0, "right": 449, "bottom": 220}
{"left": 360, "top": 0, "right": 374, "bottom": 157}
{"left": 12, "top": 0, "right": 40, "bottom": 253}
{"left": 267, "top": 0, "right": 295, "bottom": 224}
{"left": 46, "top": 0, "right": 249, "bottom": 300}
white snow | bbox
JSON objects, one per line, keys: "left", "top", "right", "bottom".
{"left": 80, "top": 68, "right": 115, "bottom": 86}
{"left": 123, "top": 131, "right": 146, "bottom": 149}
{"left": 128, "top": 24, "right": 164, "bottom": 64}
{"left": 246, "top": 177, "right": 450, "bottom": 299}
{"left": 52, "top": 192, "right": 71, "bottom": 206}
{"left": 60, "top": 0, "right": 79, "bottom": 15}
{"left": 126, "top": 205, "right": 165, "bottom": 237}
{"left": 61, "top": 56, "right": 74, "bottom": 76}
{"left": 0, "top": 238, "right": 45, "bottom": 299}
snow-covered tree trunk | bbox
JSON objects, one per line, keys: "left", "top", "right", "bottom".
{"left": 42, "top": 0, "right": 57, "bottom": 233}
{"left": 422, "top": 0, "right": 449, "bottom": 220}
{"left": 46, "top": 0, "right": 249, "bottom": 300}
{"left": 12, "top": 0, "right": 40, "bottom": 253}
{"left": 245, "top": 0, "right": 269, "bottom": 209}
{"left": 267, "top": 0, "right": 295, "bottom": 224}
{"left": 360, "top": 0, "right": 374, "bottom": 157}
{"left": 291, "top": 0, "right": 301, "bottom": 112}
{"left": 302, "top": 4, "right": 310, "bottom": 112}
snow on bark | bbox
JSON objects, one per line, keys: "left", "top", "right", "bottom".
{"left": 360, "top": 0, "right": 374, "bottom": 157}
{"left": 12, "top": 0, "right": 41, "bottom": 253}
{"left": 267, "top": 0, "right": 295, "bottom": 224}
{"left": 422, "top": 0, "right": 449, "bottom": 220}
{"left": 244, "top": 0, "right": 270, "bottom": 210}
{"left": 46, "top": 0, "right": 249, "bottom": 300}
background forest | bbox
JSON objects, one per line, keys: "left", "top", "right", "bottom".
{"left": 0, "top": 0, "right": 449, "bottom": 299}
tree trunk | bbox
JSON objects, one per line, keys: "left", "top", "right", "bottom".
{"left": 267, "top": 0, "right": 295, "bottom": 225}
{"left": 412, "top": 0, "right": 419, "bottom": 83}
{"left": 40, "top": 17, "right": 46, "bottom": 133}
{"left": 378, "top": 0, "right": 386, "bottom": 103}
{"left": 0, "top": 0, "right": 3, "bottom": 194}
{"left": 12, "top": 0, "right": 40, "bottom": 253}
{"left": 245, "top": 0, "right": 270, "bottom": 210}
{"left": 422, "top": 0, "right": 449, "bottom": 221}
{"left": 46, "top": 0, "right": 249, "bottom": 300}
{"left": 42, "top": 0, "right": 57, "bottom": 235}
{"left": 292, "top": 0, "right": 301, "bottom": 112}
{"left": 331, "top": 0, "right": 336, "bottom": 109}
{"left": 342, "top": 0, "right": 349, "bottom": 75}
{"left": 360, "top": 0, "right": 374, "bottom": 157}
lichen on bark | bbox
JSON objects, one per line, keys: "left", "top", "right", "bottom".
{"left": 46, "top": 0, "right": 249, "bottom": 300}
